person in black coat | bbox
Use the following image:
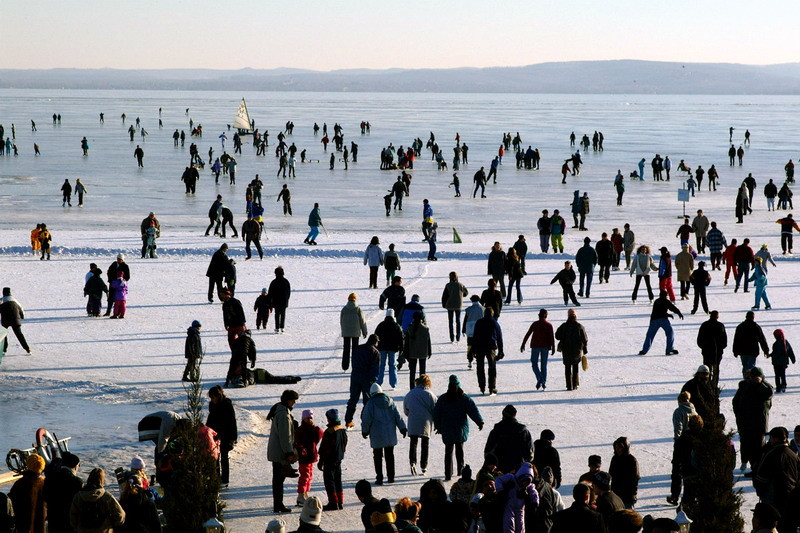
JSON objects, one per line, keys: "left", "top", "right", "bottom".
{"left": 205, "top": 195, "right": 223, "bottom": 236}
{"left": 0, "top": 287, "right": 31, "bottom": 354}
{"left": 732, "top": 367, "right": 773, "bottom": 473}
{"left": 119, "top": 474, "right": 161, "bottom": 533}
{"left": 608, "top": 437, "right": 640, "bottom": 509}
{"left": 374, "top": 310, "right": 404, "bottom": 389}
{"left": 206, "top": 244, "right": 229, "bottom": 303}
{"left": 513, "top": 235, "right": 528, "bottom": 275}
{"left": 471, "top": 308, "right": 504, "bottom": 395}
{"left": 732, "top": 311, "right": 769, "bottom": 378}
{"left": 207, "top": 385, "right": 238, "bottom": 486}
{"left": 241, "top": 215, "right": 263, "bottom": 260}
{"left": 689, "top": 261, "right": 711, "bottom": 315}
{"left": 551, "top": 482, "right": 604, "bottom": 533}
{"left": 550, "top": 261, "right": 580, "bottom": 307}
{"left": 379, "top": 277, "right": 406, "bottom": 319}
{"left": 696, "top": 310, "right": 727, "bottom": 386}
{"left": 42, "top": 452, "right": 83, "bottom": 533}
{"left": 183, "top": 320, "right": 203, "bottom": 382}
{"left": 595, "top": 233, "right": 615, "bottom": 284}
{"left": 226, "top": 330, "right": 256, "bottom": 386}
{"left": 487, "top": 242, "right": 507, "bottom": 297}
{"left": 267, "top": 266, "right": 291, "bottom": 333}
{"left": 221, "top": 290, "right": 247, "bottom": 348}
{"left": 104, "top": 254, "right": 131, "bottom": 316}
{"left": 483, "top": 404, "right": 533, "bottom": 473}
{"left": 533, "top": 429, "right": 562, "bottom": 488}
{"left": 479, "top": 279, "right": 503, "bottom": 319}
{"left": 681, "top": 365, "right": 719, "bottom": 423}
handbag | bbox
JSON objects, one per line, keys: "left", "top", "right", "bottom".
{"left": 581, "top": 355, "right": 589, "bottom": 371}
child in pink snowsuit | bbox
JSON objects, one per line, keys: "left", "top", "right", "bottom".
{"left": 110, "top": 271, "right": 128, "bottom": 318}
{"left": 294, "top": 409, "right": 323, "bottom": 506}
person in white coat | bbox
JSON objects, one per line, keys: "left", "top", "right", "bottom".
{"left": 403, "top": 374, "right": 438, "bottom": 475}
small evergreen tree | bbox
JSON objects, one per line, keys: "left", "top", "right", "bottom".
{"left": 688, "top": 406, "right": 744, "bottom": 532}
{"left": 161, "top": 377, "right": 222, "bottom": 532}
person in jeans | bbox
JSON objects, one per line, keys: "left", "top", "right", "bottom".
{"left": 638, "top": 290, "right": 684, "bottom": 356}
{"left": 520, "top": 309, "right": 555, "bottom": 390}
{"left": 374, "top": 309, "right": 403, "bottom": 389}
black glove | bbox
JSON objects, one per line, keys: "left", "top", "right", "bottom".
{"left": 400, "top": 429, "right": 407, "bottom": 438}
{"left": 496, "top": 351, "right": 505, "bottom": 360}
{"left": 250, "top": 360, "right": 256, "bottom": 368}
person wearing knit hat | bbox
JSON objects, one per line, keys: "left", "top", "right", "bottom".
{"left": 370, "top": 498, "right": 398, "bottom": 533}
{"left": 42, "top": 451, "right": 83, "bottom": 531}
{"left": 484, "top": 404, "right": 533, "bottom": 474}
{"left": 362, "top": 380, "right": 407, "bottom": 485}
{"left": 341, "top": 292, "right": 368, "bottom": 371}
{"left": 9, "top": 453, "right": 47, "bottom": 533}
{"left": 298, "top": 495, "right": 324, "bottom": 530}
{"left": 319, "top": 409, "right": 348, "bottom": 510}
{"left": 27, "top": 454, "right": 45, "bottom": 474}
{"left": 434, "top": 374, "right": 484, "bottom": 481}
{"left": 295, "top": 409, "right": 324, "bottom": 506}
{"left": 266, "top": 518, "right": 286, "bottom": 533}
{"left": 375, "top": 305, "right": 403, "bottom": 390}
{"left": 533, "top": 430, "right": 562, "bottom": 488}
{"left": 404, "top": 310, "right": 432, "bottom": 391}
{"left": 255, "top": 287, "right": 271, "bottom": 331}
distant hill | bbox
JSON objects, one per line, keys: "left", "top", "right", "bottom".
{"left": 3, "top": 60, "right": 800, "bottom": 94}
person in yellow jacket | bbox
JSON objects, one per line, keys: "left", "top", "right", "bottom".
{"left": 30, "top": 224, "right": 42, "bottom": 254}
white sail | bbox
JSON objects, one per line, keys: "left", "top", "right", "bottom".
{"left": 232, "top": 98, "right": 252, "bottom": 131}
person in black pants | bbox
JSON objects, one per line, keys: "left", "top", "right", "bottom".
{"left": 690, "top": 261, "right": 711, "bottom": 314}
{"left": 206, "top": 244, "right": 229, "bottom": 303}
{"left": 267, "top": 266, "right": 291, "bottom": 333}
{"left": 0, "top": 287, "right": 31, "bottom": 354}
{"left": 207, "top": 385, "right": 238, "bottom": 487}
{"left": 471, "top": 308, "right": 504, "bottom": 395}
{"left": 550, "top": 261, "right": 580, "bottom": 307}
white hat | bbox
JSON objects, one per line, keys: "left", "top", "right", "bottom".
{"left": 300, "top": 496, "right": 322, "bottom": 526}
{"left": 117, "top": 253, "right": 125, "bottom": 260}
{"left": 266, "top": 519, "right": 286, "bottom": 533}
{"left": 369, "top": 383, "right": 383, "bottom": 396}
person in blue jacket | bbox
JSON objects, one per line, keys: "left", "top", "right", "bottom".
{"left": 471, "top": 308, "right": 504, "bottom": 395}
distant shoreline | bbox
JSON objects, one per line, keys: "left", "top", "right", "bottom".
{"left": 3, "top": 60, "right": 800, "bottom": 94}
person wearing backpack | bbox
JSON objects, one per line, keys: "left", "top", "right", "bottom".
{"left": 69, "top": 468, "right": 125, "bottom": 532}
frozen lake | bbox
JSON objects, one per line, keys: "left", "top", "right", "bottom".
{"left": 0, "top": 90, "right": 798, "bottom": 531}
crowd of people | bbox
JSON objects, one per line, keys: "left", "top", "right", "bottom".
{"left": 2, "top": 108, "right": 799, "bottom": 533}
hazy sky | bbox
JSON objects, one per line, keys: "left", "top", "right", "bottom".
{"left": 5, "top": 0, "right": 798, "bottom": 70}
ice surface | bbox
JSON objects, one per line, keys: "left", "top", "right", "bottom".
{"left": 0, "top": 90, "right": 798, "bottom": 531}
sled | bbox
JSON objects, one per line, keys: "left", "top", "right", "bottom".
{"left": 5, "top": 428, "right": 72, "bottom": 475}
{"left": 138, "top": 411, "right": 182, "bottom": 454}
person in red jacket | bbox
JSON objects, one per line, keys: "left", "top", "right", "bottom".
{"left": 295, "top": 409, "right": 324, "bottom": 506}
{"left": 776, "top": 213, "right": 800, "bottom": 254}
{"left": 520, "top": 308, "right": 556, "bottom": 390}
{"left": 722, "top": 238, "right": 738, "bottom": 285}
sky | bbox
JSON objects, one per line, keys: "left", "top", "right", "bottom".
{"left": 4, "top": 0, "right": 799, "bottom": 70}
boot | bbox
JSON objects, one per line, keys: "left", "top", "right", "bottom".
{"left": 337, "top": 491, "right": 344, "bottom": 510}
{"left": 323, "top": 491, "right": 338, "bottom": 511}
{"left": 296, "top": 492, "right": 306, "bottom": 507}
